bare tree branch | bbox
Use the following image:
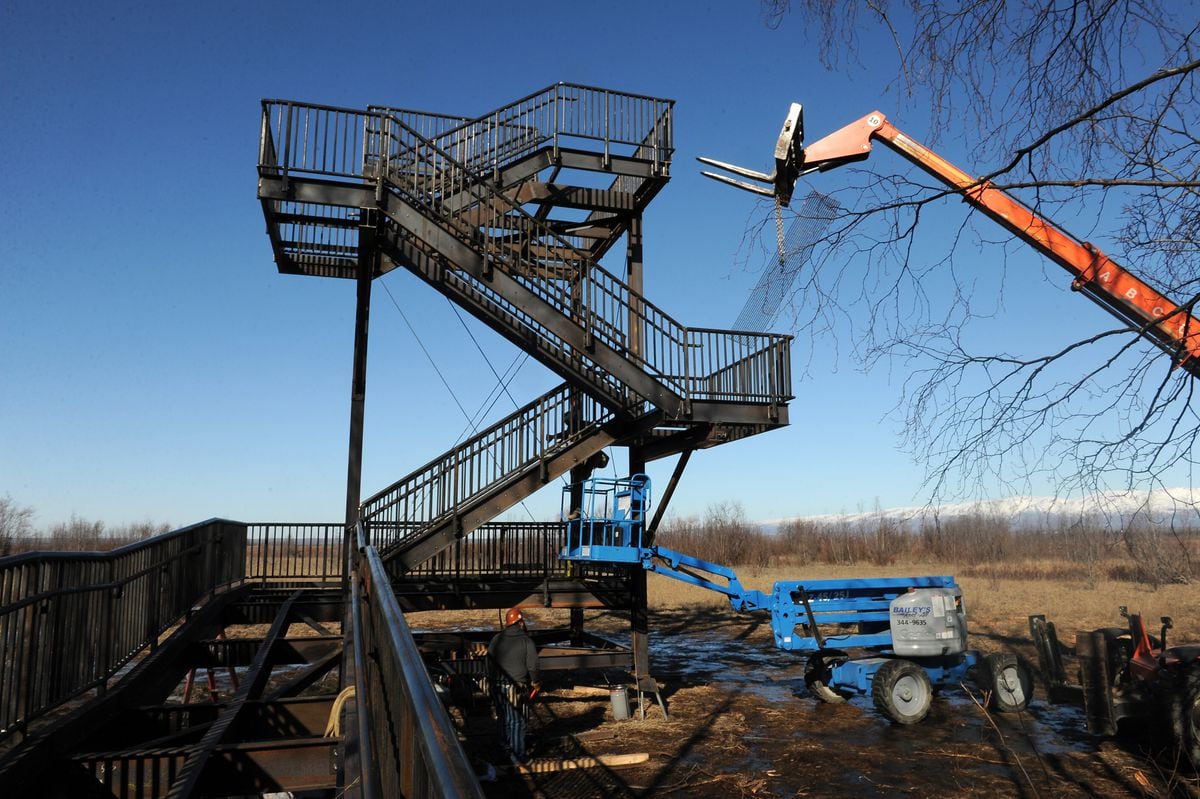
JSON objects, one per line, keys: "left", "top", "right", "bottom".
{"left": 753, "top": 1, "right": 1200, "bottom": 518}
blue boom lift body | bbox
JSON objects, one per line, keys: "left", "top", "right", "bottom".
{"left": 561, "top": 474, "right": 1032, "bottom": 724}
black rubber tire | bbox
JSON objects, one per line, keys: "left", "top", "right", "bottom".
{"left": 983, "top": 652, "right": 1034, "bottom": 713}
{"left": 1170, "top": 667, "right": 1200, "bottom": 772}
{"left": 872, "top": 659, "right": 932, "bottom": 725}
{"left": 1096, "top": 626, "right": 1162, "bottom": 652}
{"left": 804, "top": 656, "right": 847, "bottom": 704}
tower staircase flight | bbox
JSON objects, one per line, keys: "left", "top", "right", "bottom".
{"left": 256, "top": 84, "right": 793, "bottom": 573}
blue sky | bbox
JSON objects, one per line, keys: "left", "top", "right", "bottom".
{"left": 0, "top": 1, "right": 1166, "bottom": 528}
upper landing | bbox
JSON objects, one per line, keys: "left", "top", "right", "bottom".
{"left": 256, "top": 83, "right": 675, "bottom": 280}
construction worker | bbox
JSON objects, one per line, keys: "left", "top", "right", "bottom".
{"left": 488, "top": 607, "right": 539, "bottom": 762}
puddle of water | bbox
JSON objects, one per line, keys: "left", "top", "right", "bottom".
{"left": 643, "top": 618, "right": 1103, "bottom": 764}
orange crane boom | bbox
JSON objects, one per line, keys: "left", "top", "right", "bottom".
{"left": 700, "top": 106, "right": 1200, "bottom": 375}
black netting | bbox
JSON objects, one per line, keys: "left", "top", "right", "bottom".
{"left": 733, "top": 190, "right": 841, "bottom": 331}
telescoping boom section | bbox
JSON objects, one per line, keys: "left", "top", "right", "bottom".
{"left": 559, "top": 475, "right": 1030, "bottom": 724}
{"left": 700, "top": 105, "right": 1200, "bottom": 376}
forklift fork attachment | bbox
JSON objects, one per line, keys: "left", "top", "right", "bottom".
{"left": 698, "top": 103, "right": 804, "bottom": 205}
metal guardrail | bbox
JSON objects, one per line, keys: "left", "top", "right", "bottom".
{"left": 359, "top": 383, "right": 613, "bottom": 545}
{"left": 391, "top": 521, "right": 621, "bottom": 580}
{"left": 353, "top": 524, "right": 483, "bottom": 799}
{"left": 687, "top": 327, "right": 793, "bottom": 403}
{"left": 0, "top": 519, "right": 246, "bottom": 742}
{"left": 245, "top": 522, "right": 346, "bottom": 583}
{"left": 371, "top": 82, "right": 673, "bottom": 181}
{"left": 0, "top": 519, "right": 488, "bottom": 796}
{"left": 258, "top": 97, "right": 792, "bottom": 411}
{"left": 369, "top": 109, "right": 792, "bottom": 407}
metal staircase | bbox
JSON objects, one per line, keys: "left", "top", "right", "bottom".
{"left": 256, "top": 84, "right": 793, "bottom": 573}
{"left": 359, "top": 383, "right": 659, "bottom": 574}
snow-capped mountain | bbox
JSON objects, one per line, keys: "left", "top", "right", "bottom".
{"left": 769, "top": 487, "right": 1200, "bottom": 532}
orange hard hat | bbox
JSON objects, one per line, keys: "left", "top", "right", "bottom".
{"left": 504, "top": 607, "right": 524, "bottom": 627}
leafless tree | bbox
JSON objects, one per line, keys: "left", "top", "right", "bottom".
{"left": 44, "top": 516, "right": 170, "bottom": 552}
{"left": 755, "top": 2, "right": 1200, "bottom": 516}
{"left": 0, "top": 495, "right": 35, "bottom": 556}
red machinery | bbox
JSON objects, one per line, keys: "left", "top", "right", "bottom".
{"left": 700, "top": 105, "right": 1200, "bottom": 375}
{"left": 702, "top": 105, "right": 1200, "bottom": 767}
{"left": 1031, "top": 610, "right": 1199, "bottom": 769}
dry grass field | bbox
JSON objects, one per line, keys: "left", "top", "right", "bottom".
{"left": 644, "top": 560, "right": 1200, "bottom": 643}
{"left": 420, "top": 558, "right": 1200, "bottom": 798}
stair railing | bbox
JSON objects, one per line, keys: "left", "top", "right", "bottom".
{"left": 259, "top": 99, "right": 791, "bottom": 409}
{"left": 359, "top": 383, "right": 612, "bottom": 551}
{"left": 372, "top": 111, "right": 790, "bottom": 404}
{"left": 372, "top": 83, "right": 674, "bottom": 181}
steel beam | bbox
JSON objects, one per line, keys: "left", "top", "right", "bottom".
{"left": 163, "top": 591, "right": 303, "bottom": 799}
{"left": 390, "top": 577, "right": 630, "bottom": 612}
{"left": 187, "top": 635, "right": 339, "bottom": 667}
{"left": 71, "top": 737, "right": 337, "bottom": 798}
{"left": 508, "top": 182, "right": 637, "bottom": 213}
{"left": 0, "top": 585, "right": 251, "bottom": 793}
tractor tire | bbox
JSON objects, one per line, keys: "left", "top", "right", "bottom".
{"left": 872, "top": 659, "right": 932, "bottom": 725}
{"left": 1091, "top": 626, "right": 1162, "bottom": 688}
{"left": 1097, "top": 626, "right": 1161, "bottom": 654}
{"left": 804, "top": 656, "right": 847, "bottom": 704}
{"left": 1091, "top": 627, "right": 1138, "bottom": 687}
{"left": 1171, "top": 667, "right": 1200, "bottom": 771}
{"left": 983, "top": 653, "right": 1034, "bottom": 713}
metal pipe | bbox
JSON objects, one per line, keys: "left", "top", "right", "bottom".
{"left": 646, "top": 449, "right": 692, "bottom": 542}
{"left": 349, "top": 566, "right": 382, "bottom": 799}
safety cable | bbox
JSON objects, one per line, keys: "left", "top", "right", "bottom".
{"left": 454, "top": 354, "right": 527, "bottom": 447}
{"left": 446, "top": 298, "right": 609, "bottom": 493}
{"left": 446, "top": 299, "right": 527, "bottom": 419}
{"left": 380, "top": 280, "right": 474, "bottom": 424}
{"left": 379, "top": 278, "right": 539, "bottom": 522}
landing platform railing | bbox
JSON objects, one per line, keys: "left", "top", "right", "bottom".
{"left": 258, "top": 98, "right": 793, "bottom": 411}
{"left": 246, "top": 522, "right": 346, "bottom": 584}
{"left": 372, "top": 82, "right": 673, "bottom": 180}
{"left": 389, "top": 520, "right": 623, "bottom": 580}
{"left": 0, "top": 519, "right": 246, "bottom": 742}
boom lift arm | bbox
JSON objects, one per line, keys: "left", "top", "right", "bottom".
{"left": 700, "top": 106, "right": 1200, "bottom": 376}
{"left": 559, "top": 473, "right": 1028, "bottom": 724}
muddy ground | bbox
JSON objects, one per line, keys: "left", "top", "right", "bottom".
{"left": 421, "top": 607, "right": 1200, "bottom": 799}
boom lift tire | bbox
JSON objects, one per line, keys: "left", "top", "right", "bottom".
{"left": 872, "top": 659, "right": 933, "bottom": 725}
{"left": 1171, "top": 667, "right": 1200, "bottom": 770}
{"left": 982, "top": 653, "right": 1033, "bottom": 713}
{"left": 805, "top": 655, "right": 847, "bottom": 704}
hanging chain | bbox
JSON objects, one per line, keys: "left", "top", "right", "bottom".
{"left": 774, "top": 196, "right": 787, "bottom": 270}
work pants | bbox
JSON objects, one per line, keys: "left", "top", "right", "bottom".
{"left": 493, "top": 678, "right": 529, "bottom": 760}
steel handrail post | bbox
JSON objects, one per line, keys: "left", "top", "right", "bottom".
{"left": 603, "top": 89, "right": 611, "bottom": 167}
{"left": 553, "top": 83, "right": 561, "bottom": 161}
{"left": 258, "top": 103, "right": 270, "bottom": 169}
{"left": 349, "top": 564, "right": 382, "bottom": 799}
{"left": 98, "top": 558, "right": 115, "bottom": 694}
{"left": 281, "top": 103, "right": 293, "bottom": 190}
{"left": 16, "top": 561, "right": 41, "bottom": 739}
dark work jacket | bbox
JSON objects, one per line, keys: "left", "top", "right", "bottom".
{"left": 488, "top": 625, "right": 539, "bottom": 684}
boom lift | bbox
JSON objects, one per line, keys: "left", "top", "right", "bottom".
{"left": 701, "top": 105, "right": 1200, "bottom": 764}
{"left": 561, "top": 475, "right": 1031, "bottom": 725}
{"left": 699, "top": 105, "right": 1200, "bottom": 375}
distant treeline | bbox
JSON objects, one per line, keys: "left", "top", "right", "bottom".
{"left": 0, "top": 495, "right": 169, "bottom": 556}
{"left": 6, "top": 493, "right": 1196, "bottom": 588}
{"left": 656, "top": 502, "right": 1199, "bottom": 588}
